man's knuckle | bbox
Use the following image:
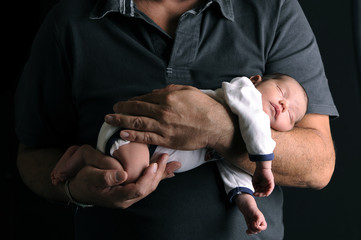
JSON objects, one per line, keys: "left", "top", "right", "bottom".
{"left": 103, "top": 171, "right": 114, "bottom": 186}
{"left": 143, "top": 132, "right": 152, "bottom": 143}
{"left": 164, "top": 92, "right": 177, "bottom": 105}
{"left": 133, "top": 187, "right": 147, "bottom": 198}
{"left": 157, "top": 108, "right": 167, "bottom": 119}
{"left": 132, "top": 117, "right": 144, "bottom": 129}
{"left": 165, "top": 84, "right": 176, "bottom": 91}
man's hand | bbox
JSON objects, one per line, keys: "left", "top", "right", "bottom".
{"left": 17, "top": 144, "right": 180, "bottom": 209}
{"left": 104, "top": 85, "right": 237, "bottom": 154}
{"left": 60, "top": 145, "right": 181, "bottom": 209}
{"left": 51, "top": 145, "right": 127, "bottom": 186}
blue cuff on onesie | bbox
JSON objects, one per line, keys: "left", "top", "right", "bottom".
{"left": 105, "top": 129, "right": 123, "bottom": 156}
{"left": 228, "top": 187, "right": 254, "bottom": 203}
{"left": 249, "top": 153, "right": 274, "bottom": 162}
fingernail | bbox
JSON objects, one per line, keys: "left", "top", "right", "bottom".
{"left": 120, "top": 131, "right": 129, "bottom": 139}
{"left": 105, "top": 115, "right": 113, "bottom": 122}
{"left": 115, "top": 172, "right": 121, "bottom": 182}
{"left": 151, "top": 163, "right": 158, "bottom": 173}
{"left": 115, "top": 171, "right": 127, "bottom": 183}
{"left": 115, "top": 171, "right": 124, "bottom": 183}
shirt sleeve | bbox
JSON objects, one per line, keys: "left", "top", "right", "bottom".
{"left": 265, "top": 0, "right": 338, "bottom": 118}
{"left": 216, "top": 160, "right": 254, "bottom": 203}
{"left": 15, "top": 10, "right": 77, "bottom": 147}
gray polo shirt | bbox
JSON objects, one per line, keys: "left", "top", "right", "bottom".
{"left": 15, "top": 0, "right": 338, "bottom": 239}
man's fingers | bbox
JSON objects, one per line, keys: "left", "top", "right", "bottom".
{"left": 125, "top": 154, "right": 168, "bottom": 199}
{"left": 110, "top": 156, "right": 166, "bottom": 203}
{"left": 105, "top": 113, "right": 163, "bottom": 130}
{"left": 81, "top": 146, "right": 125, "bottom": 170}
{"left": 147, "top": 84, "right": 197, "bottom": 95}
{"left": 112, "top": 99, "right": 162, "bottom": 117}
{"left": 129, "top": 92, "right": 166, "bottom": 102}
{"left": 121, "top": 129, "right": 168, "bottom": 146}
{"left": 104, "top": 114, "right": 168, "bottom": 146}
{"left": 84, "top": 166, "right": 128, "bottom": 187}
{"left": 79, "top": 154, "right": 176, "bottom": 209}
{"left": 137, "top": 153, "right": 168, "bottom": 188}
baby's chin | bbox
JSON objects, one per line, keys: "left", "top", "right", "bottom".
{"left": 271, "top": 124, "right": 293, "bottom": 132}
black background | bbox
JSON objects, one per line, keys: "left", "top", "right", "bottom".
{"left": 3, "top": 0, "right": 361, "bottom": 239}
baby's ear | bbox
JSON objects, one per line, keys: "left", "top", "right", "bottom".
{"left": 250, "top": 75, "right": 262, "bottom": 85}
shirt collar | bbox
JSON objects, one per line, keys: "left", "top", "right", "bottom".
{"left": 213, "top": 0, "right": 234, "bottom": 21}
{"left": 90, "top": 0, "right": 136, "bottom": 19}
{"left": 90, "top": 0, "right": 234, "bottom": 21}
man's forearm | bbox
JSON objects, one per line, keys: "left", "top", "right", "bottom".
{"left": 271, "top": 118, "right": 335, "bottom": 189}
{"left": 17, "top": 144, "right": 68, "bottom": 202}
{"left": 219, "top": 114, "right": 335, "bottom": 189}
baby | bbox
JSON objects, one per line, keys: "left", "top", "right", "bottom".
{"left": 52, "top": 73, "right": 308, "bottom": 235}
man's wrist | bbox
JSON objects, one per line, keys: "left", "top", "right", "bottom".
{"left": 64, "top": 179, "right": 94, "bottom": 208}
{"left": 208, "top": 102, "right": 238, "bottom": 152}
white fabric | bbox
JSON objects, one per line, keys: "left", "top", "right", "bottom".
{"left": 96, "top": 122, "right": 130, "bottom": 154}
{"left": 97, "top": 123, "right": 210, "bottom": 172}
{"left": 109, "top": 138, "right": 131, "bottom": 156}
{"left": 216, "top": 77, "right": 276, "bottom": 156}
{"left": 216, "top": 160, "right": 254, "bottom": 194}
{"left": 152, "top": 146, "right": 209, "bottom": 173}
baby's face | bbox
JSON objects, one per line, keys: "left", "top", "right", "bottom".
{"left": 255, "top": 76, "right": 307, "bottom": 131}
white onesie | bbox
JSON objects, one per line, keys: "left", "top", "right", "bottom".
{"left": 97, "top": 77, "right": 276, "bottom": 202}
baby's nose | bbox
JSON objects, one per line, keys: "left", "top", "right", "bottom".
{"left": 279, "top": 100, "right": 289, "bottom": 112}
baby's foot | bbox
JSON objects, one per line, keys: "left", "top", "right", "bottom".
{"left": 234, "top": 194, "right": 267, "bottom": 235}
{"left": 50, "top": 170, "right": 67, "bottom": 185}
{"left": 50, "top": 145, "right": 80, "bottom": 185}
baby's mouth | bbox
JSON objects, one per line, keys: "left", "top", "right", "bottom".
{"left": 270, "top": 102, "right": 280, "bottom": 119}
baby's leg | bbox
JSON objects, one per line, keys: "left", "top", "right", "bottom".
{"left": 112, "top": 142, "right": 150, "bottom": 184}
{"left": 234, "top": 193, "right": 267, "bottom": 235}
{"left": 154, "top": 146, "right": 208, "bottom": 173}
{"left": 51, "top": 145, "right": 124, "bottom": 185}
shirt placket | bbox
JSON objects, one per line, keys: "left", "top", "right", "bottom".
{"left": 166, "top": 11, "right": 202, "bottom": 85}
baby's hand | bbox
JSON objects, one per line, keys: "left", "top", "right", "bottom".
{"left": 252, "top": 163, "right": 274, "bottom": 197}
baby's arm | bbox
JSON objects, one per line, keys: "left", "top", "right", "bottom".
{"left": 252, "top": 161, "right": 274, "bottom": 197}
{"left": 216, "top": 160, "right": 254, "bottom": 201}
{"left": 220, "top": 77, "right": 275, "bottom": 197}
{"left": 216, "top": 160, "right": 267, "bottom": 235}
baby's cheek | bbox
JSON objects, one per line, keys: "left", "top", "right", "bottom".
{"left": 272, "top": 118, "right": 292, "bottom": 132}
